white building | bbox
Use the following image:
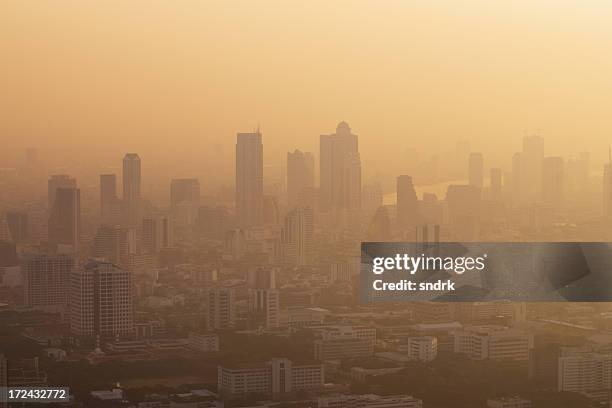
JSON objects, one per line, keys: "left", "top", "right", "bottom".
{"left": 558, "top": 352, "right": 612, "bottom": 401}
{"left": 453, "top": 325, "right": 533, "bottom": 361}
{"left": 217, "top": 358, "right": 323, "bottom": 397}
{"left": 69, "top": 260, "right": 134, "bottom": 338}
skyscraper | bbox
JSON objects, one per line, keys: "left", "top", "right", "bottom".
{"left": 47, "top": 175, "right": 76, "bottom": 210}
{"left": 286, "top": 150, "right": 315, "bottom": 209}
{"left": 206, "top": 288, "right": 235, "bottom": 330}
{"left": 542, "top": 156, "right": 564, "bottom": 209}
{"left": 320, "top": 122, "right": 360, "bottom": 211}
{"left": 23, "top": 254, "right": 74, "bottom": 311}
{"left": 142, "top": 213, "right": 173, "bottom": 254}
{"left": 6, "top": 211, "right": 28, "bottom": 243}
{"left": 48, "top": 187, "right": 80, "bottom": 251}
{"left": 122, "top": 153, "right": 141, "bottom": 227}
{"left": 397, "top": 175, "right": 418, "bottom": 231}
{"left": 69, "top": 260, "right": 134, "bottom": 337}
{"left": 236, "top": 131, "right": 263, "bottom": 228}
{"left": 468, "top": 152, "right": 484, "bottom": 188}
{"left": 281, "top": 207, "right": 314, "bottom": 266}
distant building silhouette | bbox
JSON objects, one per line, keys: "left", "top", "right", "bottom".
{"left": 206, "top": 288, "right": 235, "bottom": 330}
{"left": 142, "top": 213, "right": 173, "bottom": 254}
{"left": 236, "top": 131, "right": 264, "bottom": 228}
{"left": 47, "top": 175, "right": 76, "bottom": 211}
{"left": 6, "top": 211, "right": 28, "bottom": 243}
{"left": 281, "top": 207, "right": 314, "bottom": 266}
{"left": 397, "top": 175, "right": 418, "bottom": 232}
{"left": 48, "top": 187, "right": 80, "bottom": 251}
{"left": 122, "top": 153, "right": 141, "bottom": 227}
{"left": 320, "top": 122, "right": 361, "bottom": 211}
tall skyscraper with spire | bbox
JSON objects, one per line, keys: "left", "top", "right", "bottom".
{"left": 320, "top": 121, "right": 361, "bottom": 211}
{"left": 236, "top": 130, "right": 264, "bottom": 228}
{"left": 122, "top": 153, "right": 141, "bottom": 227}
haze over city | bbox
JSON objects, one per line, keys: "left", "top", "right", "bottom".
{"left": 4, "top": 2, "right": 612, "bottom": 408}
{"left": 3, "top": 1, "right": 612, "bottom": 185}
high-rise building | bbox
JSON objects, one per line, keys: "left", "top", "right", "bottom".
{"left": 542, "top": 156, "right": 564, "bottom": 209}
{"left": 281, "top": 207, "right": 314, "bottom": 266}
{"left": 122, "top": 153, "right": 141, "bottom": 226}
{"left": 286, "top": 150, "right": 315, "bottom": 209}
{"left": 320, "top": 122, "right": 360, "bottom": 211}
{"left": 236, "top": 131, "right": 263, "bottom": 228}
{"left": 206, "top": 288, "right": 235, "bottom": 330}
{"left": 397, "top": 175, "right": 418, "bottom": 231}
{"left": 6, "top": 211, "right": 28, "bottom": 243}
{"left": 69, "top": 260, "right": 134, "bottom": 338}
{"left": 468, "top": 152, "right": 484, "bottom": 188}
{"left": 23, "top": 254, "right": 74, "bottom": 310}
{"left": 249, "top": 288, "right": 280, "bottom": 329}
{"left": 91, "top": 225, "right": 122, "bottom": 264}
{"left": 48, "top": 187, "right": 80, "bottom": 251}
{"left": 47, "top": 175, "right": 76, "bottom": 210}
{"left": 142, "top": 214, "right": 173, "bottom": 254}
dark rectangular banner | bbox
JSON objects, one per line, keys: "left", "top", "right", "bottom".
{"left": 361, "top": 242, "right": 612, "bottom": 302}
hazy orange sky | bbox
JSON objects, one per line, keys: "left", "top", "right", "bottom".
{"left": 2, "top": 1, "right": 612, "bottom": 183}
